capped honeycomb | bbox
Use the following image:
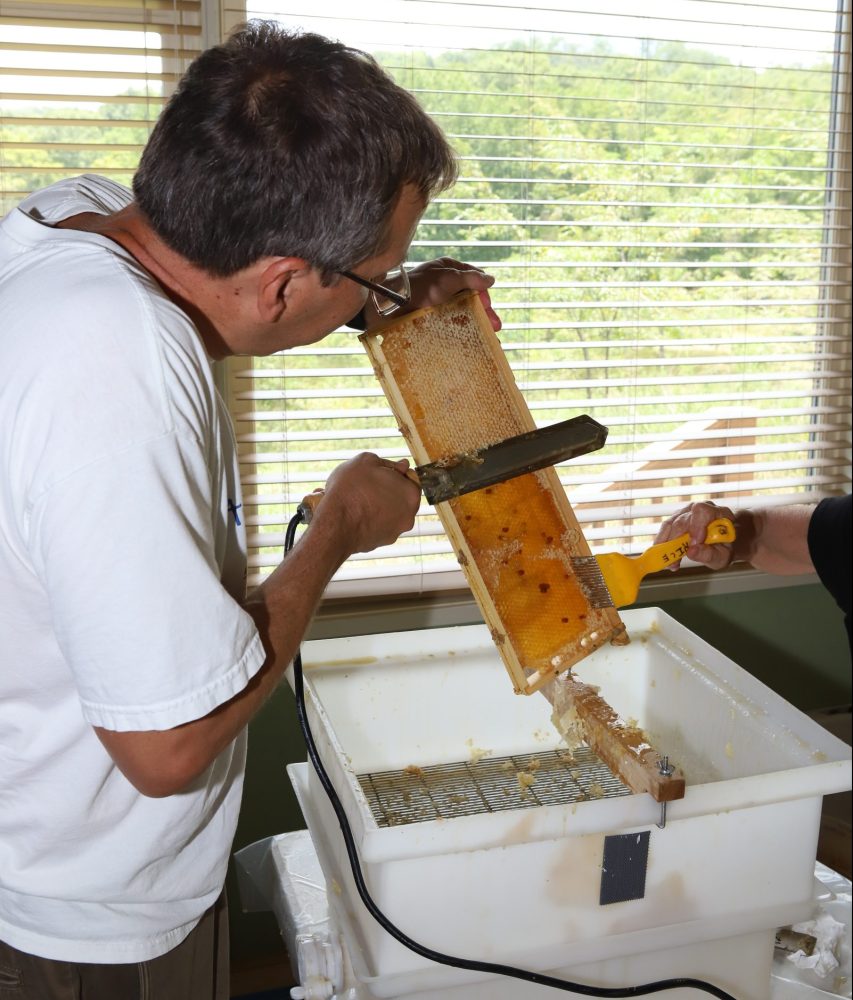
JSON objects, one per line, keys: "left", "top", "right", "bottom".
{"left": 450, "top": 475, "right": 600, "bottom": 667}
{"left": 361, "top": 292, "right": 627, "bottom": 694}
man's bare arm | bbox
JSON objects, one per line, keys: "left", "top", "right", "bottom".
{"left": 655, "top": 500, "right": 816, "bottom": 576}
{"left": 95, "top": 454, "right": 420, "bottom": 796}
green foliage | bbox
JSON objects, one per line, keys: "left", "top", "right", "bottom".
{"left": 2, "top": 39, "right": 840, "bottom": 531}
{"left": 0, "top": 95, "right": 153, "bottom": 214}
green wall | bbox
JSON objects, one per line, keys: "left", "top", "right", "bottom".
{"left": 226, "top": 580, "right": 851, "bottom": 971}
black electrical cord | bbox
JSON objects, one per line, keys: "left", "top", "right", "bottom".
{"left": 285, "top": 509, "right": 739, "bottom": 999}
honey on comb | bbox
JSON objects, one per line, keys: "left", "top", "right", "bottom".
{"left": 377, "top": 307, "right": 521, "bottom": 457}
{"left": 451, "top": 473, "right": 600, "bottom": 671}
{"left": 361, "top": 293, "right": 626, "bottom": 693}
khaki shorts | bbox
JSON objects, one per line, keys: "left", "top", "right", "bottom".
{"left": 0, "top": 892, "right": 228, "bottom": 1000}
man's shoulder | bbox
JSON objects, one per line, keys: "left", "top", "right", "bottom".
{"left": 13, "top": 175, "right": 132, "bottom": 224}
{"left": 2, "top": 221, "right": 211, "bottom": 439}
{"left": 1, "top": 176, "right": 137, "bottom": 301}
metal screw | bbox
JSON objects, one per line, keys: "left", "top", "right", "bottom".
{"left": 656, "top": 756, "right": 675, "bottom": 829}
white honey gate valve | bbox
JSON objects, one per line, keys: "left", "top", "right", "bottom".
{"left": 289, "top": 933, "right": 344, "bottom": 1000}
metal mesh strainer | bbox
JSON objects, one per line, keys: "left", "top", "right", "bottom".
{"left": 357, "top": 746, "right": 631, "bottom": 828}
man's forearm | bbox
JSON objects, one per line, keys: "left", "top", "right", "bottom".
{"left": 732, "top": 504, "right": 816, "bottom": 575}
{"left": 95, "top": 513, "right": 351, "bottom": 796}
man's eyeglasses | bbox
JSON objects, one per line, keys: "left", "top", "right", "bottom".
{"left": 339, "top": 266, "right": 411, "bottom": 317}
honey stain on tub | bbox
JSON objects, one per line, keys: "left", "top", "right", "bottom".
{"left": 602, "top": 872, "right": 696, "bottom": 936}
{"left": 633, "top": 872, "right": 696, "bottom": 927}
{"left": 503, "top": 812, "right": 536, "bottom": 846}
{"left": 547, "top": 833, "right": 605, "bottom": 905}
{"left": 303, "top": 656, "right": 379, "bottom": 669}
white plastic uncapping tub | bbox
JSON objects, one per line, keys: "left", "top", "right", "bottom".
{"left": 287, "top": 608, "right": 852, "bottom": 999}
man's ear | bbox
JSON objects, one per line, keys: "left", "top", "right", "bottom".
{"left": 256, "top": 257, "right": 310, "bottom": 323}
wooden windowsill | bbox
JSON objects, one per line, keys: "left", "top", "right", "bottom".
{"left": 307, "top": 565, "right": 820, "bottom": 641}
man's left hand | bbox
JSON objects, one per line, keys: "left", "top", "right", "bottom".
{"left": 377, "top": 257, "right": 501, "bottom": 332}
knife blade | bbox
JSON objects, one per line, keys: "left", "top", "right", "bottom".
{"left": 417, "top": 414, "right": 607, "bottom": 505}
{"left": 298, "top": 414, "right": 608, "bottom": 520}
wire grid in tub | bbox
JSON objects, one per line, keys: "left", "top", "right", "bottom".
{"left": 357, "top": 746, "right": 631, "bottom": 828}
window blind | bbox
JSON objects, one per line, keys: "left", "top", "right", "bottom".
{"left": 244, "top": 3, "right": 849, "bottom": 594}
{"left": 0, "top": 0, "right": 202, "bottom": 216}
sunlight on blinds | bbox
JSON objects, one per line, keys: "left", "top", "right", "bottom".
{"left": 0, "top": 0, "right": 202, "bottom": 214}
{"left": 227, "top": 0, "right": 851, "bottom": 595}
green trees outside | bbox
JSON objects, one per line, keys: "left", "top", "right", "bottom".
{"left": 2, "top": 38, "right": 842, "bottom": 575}
{"left": 1, "top": 98, "right": 155, "bottom": 209}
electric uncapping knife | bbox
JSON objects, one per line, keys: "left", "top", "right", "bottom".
{"left": 298, "top": 414, "right": 608, "bottom": 520}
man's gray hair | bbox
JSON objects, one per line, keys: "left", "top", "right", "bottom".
{"left": 133, "top": 21, "right": 458, "bottom": 277}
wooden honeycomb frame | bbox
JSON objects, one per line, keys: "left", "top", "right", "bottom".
{"left": 361, "top": 292, "right": 628, "bottom": 695}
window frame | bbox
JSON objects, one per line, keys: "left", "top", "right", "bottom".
{"left": 5, "top": 0, "right": 845, "bottom": 632}
{"left": 215, "top": 0, "right": 850, "bottom": 628}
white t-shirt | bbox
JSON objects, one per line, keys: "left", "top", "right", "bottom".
{"left": 0, "top": 176, "right": 267, "bottom": 963}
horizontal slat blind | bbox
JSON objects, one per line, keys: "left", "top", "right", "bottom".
{"left": 227, "top": 0, "right": 852, "bottom": 595}
{"left": 0, "top": 0, "right": 202, "bottom": 215}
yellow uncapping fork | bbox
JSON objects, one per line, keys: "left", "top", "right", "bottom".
{"left": 573, "top": 517, "right": 736, "bottom": 609}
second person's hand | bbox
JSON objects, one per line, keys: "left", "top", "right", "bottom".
{"left": 654, "top": 501, "right": 737, "bottom": 571}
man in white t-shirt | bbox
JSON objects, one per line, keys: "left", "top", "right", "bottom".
{"left": 0, "top": 22, "right": 499, "bottom": 999}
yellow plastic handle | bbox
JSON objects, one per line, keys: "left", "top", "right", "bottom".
{"left": 702, "top": 516, "right": 736, "bottom": 544}
{"left": 669, "top": 516, "right": 735, "bottom": 556}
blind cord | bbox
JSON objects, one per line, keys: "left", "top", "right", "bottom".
{"left": 285, "top": 510, "right": 739, "bottom": 999}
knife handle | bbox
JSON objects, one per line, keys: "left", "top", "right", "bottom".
{"left": 298, "top": 469, "right": 420, "bottom": 525}
{"left": 297, "top": 489, "right": 325, "bottom": 523}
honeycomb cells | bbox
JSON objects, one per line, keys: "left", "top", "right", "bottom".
{"left": 450, "top": 473, "right": 596, "bottom": 671}
{"left": 376, "top": 306, "right": 522, "bottom": 456}
{"left": 363, "top": 294, "right": 624, "bottom": 688}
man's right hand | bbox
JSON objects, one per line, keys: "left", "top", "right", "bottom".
{"left": 317, "top": 452, "right": 421, "bottom": 554}
{"left": 96, "top": 451, "right": 420, "bottom": 799}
